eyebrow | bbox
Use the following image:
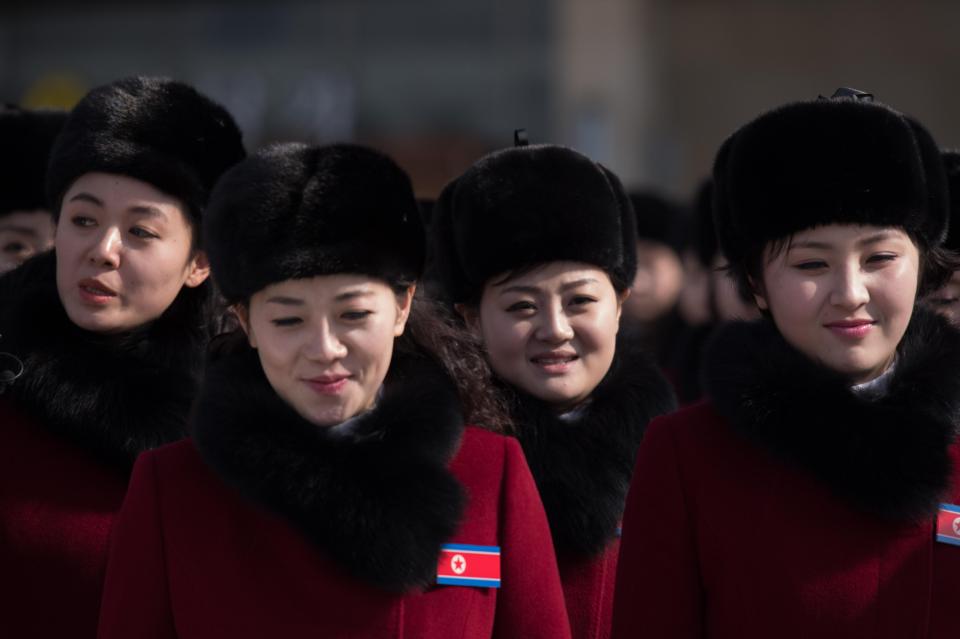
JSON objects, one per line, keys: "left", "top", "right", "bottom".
{"left": 0, "top": 224, "right": 38, "bottom": 237}
{"left": 335, "top": 290, "right": 375, "bottom": 301}
{"left": 790, "top": 232, "right": 901, "bottom": 251}
{"left": 499, "top": 278, "right": 599, "bottom": 296}
{"left": 67, "top": 193, "right": 167, "bottom": 220}
{"left": 265, "top": 296, "right": 305, "bottom": 306}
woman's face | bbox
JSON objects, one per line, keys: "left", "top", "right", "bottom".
{"left": 757, "top": 224, "right": 919, "bottom": 384}
{"left": 465, "top": 261, "right": 624, "bottom": 411}
{"left": 0, "top": 209, "right": 55, "bottom": 273}
{"left": 55, "top": 173, "right": 209, "bottom": 333}
{"left": 240, "top": 275, "right": 414, "bottom": 427}
{"left": 623, "top": 239, "right": 684, "bottom": 322}
{"left": 926, "top": 270, "right": 960, "bottom": 326}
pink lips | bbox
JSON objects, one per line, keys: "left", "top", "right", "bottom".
{"left": 305, "top": 375, "right": 351, "bottom": 395}
{"left": 77, "top": 278, "right": 118, "bottom": 305}
{"left": 530, "top": 351, "right": 579, "bottom": 374}
{"left": 824, "top": 319, "right": 875, "bottom": 339}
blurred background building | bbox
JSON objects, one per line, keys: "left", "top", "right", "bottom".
{"left": 3, "top": 0, "right": 960, "bottom": 200}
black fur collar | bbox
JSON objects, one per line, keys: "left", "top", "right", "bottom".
{"left": 192, "top": 341, "right": 466, "bottom": 593}
{"left": 508, "top": 335, "right": 677, "bottom": 559}
{"left": 0, "top": 252, "right": 213, "bottom": 471}
{"left": 703, "top": 308, "right": 960, "bottom": 522}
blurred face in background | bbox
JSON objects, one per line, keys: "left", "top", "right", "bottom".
{"left": 622, "top": 239, "right": 684, "bottom": 322}
{"left": 677, "top": 249, "right": 711, "bottom": 326}
{"left": 55, "top": 172, "right": 209, "bottom": 333}
{"left": 926, "top": 270, "right": 960, "bottom": 326}
{"left": 0, "top": 209, "right": 55, "bottom": 273}
{"left": 239, "top": 275, "right": 414, "bottom": 427}
{"left": 463, "top": 261, "right": 625, "bottom": 411}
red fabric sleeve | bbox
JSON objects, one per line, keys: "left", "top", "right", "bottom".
{"left": 610, "top": 416, "right": 703, "bottom": 639}
{"left": 492, "top": 437, "right": 573, "bottom": 639}
{"left": 97, "top": 452, "right": 177, "bottom": 639}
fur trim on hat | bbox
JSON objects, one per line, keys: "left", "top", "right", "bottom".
{"left": 192, "top": 342, "right": 465, "bottom": 592}
{"left": 204, "top": 143, "right": 424, "bottom": 303}
{"left": 0, "top": 251, "right": 214, "bottom": 471}
{"left": 713, "top": 96, "right": 947, "bottom": 267}
{"left": 506, "top": 334, "right": 676, "bottom": 558}
{"left": 0, "top": 106, "right": 66, "bottom": 215}
{"left": 430, "top": 144, "right": 637, "bottom": 303}
{"left": 46, "top": 76, "right": 245, "bottom": 222}
{"left": 703, "top": 308, "right": 960, "bottom": 522}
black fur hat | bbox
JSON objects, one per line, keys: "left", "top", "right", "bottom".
{"left": 713, "top": 91, "right": 948, "bottom": 268}
{"left": 628, "top": 190, "right": 689, "bottom": 255}
{"left": 0, "top": 105, "right": 66, "bottom": 216}
{"left": 205, "top": 142, "right": 424, "bottom": 304}
{"left": 46, "top": 76, "right": 245, "bottom": 223}
{"left": 431, "top": 144, "right": 637, "bottom": 303}
{"left": 942, "top": 150, "right": 960, "bottom": 252}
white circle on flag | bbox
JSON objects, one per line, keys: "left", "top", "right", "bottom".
{"left": 451, "top": 554, "right": 467, "bottom": 575}
{"left": 953, "top": 517, "right": 960, "bottom": 536}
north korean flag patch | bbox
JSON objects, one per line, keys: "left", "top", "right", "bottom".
{"left": 436, "top": 543, "right": 501, "bottom": 588}
{"left": 936, "top": 503, "right": 960, "bottom": 547}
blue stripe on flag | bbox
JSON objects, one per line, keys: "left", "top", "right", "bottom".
{"left": 440, "top": 543, "right": 501, "bottom": 553}
{"left": 937, "top": 534, "right": 960, "bottom": 547}
{"left": 437, "top": 576, "right": 501, "bottom": 588}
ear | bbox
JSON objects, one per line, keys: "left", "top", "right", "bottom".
{"left": 455, "top": 302, "right": 482, "bottom": 336}
{"left": 184, "top": 250, "right": 212, "bottom": 288}
{"left": 749, "top": 275, "right": 769, "bottom": 310}
{"left": 393, "top": 284, "right": 417, "bottom": 337}
{"left": 616, "top": 287, "right": 630, "bottom": 322}
{"left": 233, "top": 303, "right": 257, "bottom": 348}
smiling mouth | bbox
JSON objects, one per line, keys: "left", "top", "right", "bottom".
{"left": 530, "top": 353, "right": 579, "bottom": 373}
{"left": 78, "top": 280, "right": 118, "bottom": 303}
{"left": 305, "top": 375, "right": 351, "bottom": 395}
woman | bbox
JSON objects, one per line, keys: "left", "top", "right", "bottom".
{"left": 97, "top": 143, "right": 571, "bottom": 639}
{"left": 0, "top": 77, "right": 245, "bottom": 638}
{"left": 611, "top": 90, "right": 960, "bottom": 638}
{"left": 430, "top": 142, "right": 677, "bottom": 639}
{"left": 0, "top": 105, "right": 65, "bottom": 273}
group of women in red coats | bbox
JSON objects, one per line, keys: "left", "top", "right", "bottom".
{"left": 0, "top": 76, "right": 958, "bottom": 639}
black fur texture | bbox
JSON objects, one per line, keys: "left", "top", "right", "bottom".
{"left": 628, "top": 190, "right": 689, "bottom": 254}
{"left": 430, "top": 144, "right": 637, "bottom": 303}
{"left": 204, "top": 143, "right": 424, "bottom": 303}
{"left": 0, "top": 251, "right": 214, "bottom": 471}
{"left": 192, "top": 342, "right": 467, "bottom": 593}
{"left": 507, "top": 336, "right": 676, "bottom": 558}
{"left": 942, "top": 150, "right": 960, "bottom": 252}
{"left": 713, "top": 96, "right": 948, "bottom": 267}
{"left": 703, "top": 308, "right": 960, "bottom": 522}
{"left": 46, "top": 76, "right": 245, "bottom": 222}
{"left": 0, "top": 105, "right": 66, "bottom": 215}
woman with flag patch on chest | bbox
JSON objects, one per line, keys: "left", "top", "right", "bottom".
{"left": 428, "top": 140, "right": 678, "bottom": 639}
{"left": 96, "top": 142, "right": 572, "bottom": 639}
{"left": 610, "top": 90, "right": 960, "bottom": 639}
{"left": 0, "top": 77, "right": 245, "bottom": 639}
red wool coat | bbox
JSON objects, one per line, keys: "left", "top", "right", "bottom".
{"left": 558, "top": 539, "right": 620, "bottom": 639}
{"left": 0, "top": 399, "right": 127, "bottom": 639}
{"left": 611, "top": 401, "right": 960, "bottom": 639}
{"left": 97, "top": 426, "right": 572, "bottom": 639}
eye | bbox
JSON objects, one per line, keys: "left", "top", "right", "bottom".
{"left": 930, "top": 297, "right": 958, "bottom": 307}
{"left": 70, "top": 215, "right": 96, "bottom": 228}
{"left": 2, "top": 241, "right": 27, "bottom": 254}
{"left": 341, "top": 310, "right": 373, "bottom": 321}
{"left": 568, "top": 295, "right": 597, "bottom": 307}
{"left": 506, "top": 301, "right": 536, "bottom": 313}
{"left": 271, "top": 317, "right": 303, "bottom": 327}
{"left": 866, "top": 253, "right": 897, "bottom": 264}
{"left": 794, "top": 260, "right": 827, "bottom": 271}
{"left": 129, "top": 226, "right": 159, "bottom": 240}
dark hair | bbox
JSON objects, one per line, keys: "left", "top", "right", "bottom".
{"left": 400, "top": 291, "right": 513, "bottom": 434}
{"left": 727, "top": 225, "right": 960, "bottom": 307}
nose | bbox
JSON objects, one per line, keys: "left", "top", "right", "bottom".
{"left": 304, "top": 320, "right": 348, "bottom": 362}
{"left": 535, "top": 305, "right": 575, "bottom": 344}
{"left": 829, "top": 263, "right": 870, "bottom": 310}
{"left": 87, "top": 227, "right": 122, "bottom": 268}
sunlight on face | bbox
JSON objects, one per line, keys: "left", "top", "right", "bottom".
{"left": 465, "top": 261, "right": 624, "bottom": 411}
{"left": 756, "top": 224, "right": 919, "bottom": 384}
{"left": 54, "top": 172, "right": 209, "bottom": 333}
{"left": 240, "top": 275, "right": 414, "bottom": 427}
